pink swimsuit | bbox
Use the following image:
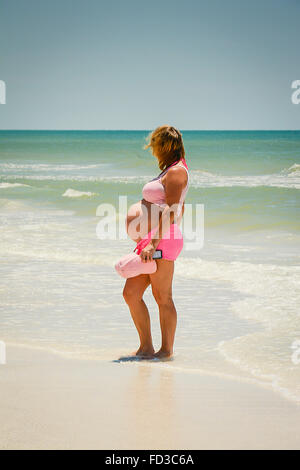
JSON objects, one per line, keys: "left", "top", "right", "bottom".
{"left": 135, "top": 158, "right": 189, "bottom": 261}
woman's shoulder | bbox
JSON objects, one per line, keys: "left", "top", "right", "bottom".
{"left": 162, "top": 163, "right": 188, "bottom": 186}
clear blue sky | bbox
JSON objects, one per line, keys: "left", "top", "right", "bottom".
{"left": 0, "top": 0, "right": 299, "bottom": 130}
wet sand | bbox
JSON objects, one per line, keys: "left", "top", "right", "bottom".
{"left": 0, "top": 344, "right": 299, "bottom": 450}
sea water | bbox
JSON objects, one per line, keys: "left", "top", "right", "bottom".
{"left": 0, "top": 130, "right": 299, "bottom": 402}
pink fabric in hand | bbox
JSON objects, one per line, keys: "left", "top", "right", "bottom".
{"left": 114, "top": 251, "right": 157, "bottom": 279}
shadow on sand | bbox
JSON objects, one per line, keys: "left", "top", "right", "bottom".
{"left": 112, "top": 354, "right": 174, "bottom": 363}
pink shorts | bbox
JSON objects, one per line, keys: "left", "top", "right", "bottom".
{"left": 135, "top": 223, "right": 184, "bottom": 261}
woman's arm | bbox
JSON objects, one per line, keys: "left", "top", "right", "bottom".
{"left": 140, "top": 167, "right": 187, "bottom": 262}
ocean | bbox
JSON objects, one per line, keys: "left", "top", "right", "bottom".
{"left": 0, "top": 130, "right": 300, "bottom": 403}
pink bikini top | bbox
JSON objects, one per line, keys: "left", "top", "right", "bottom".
{"left": 142, "top": 157, "right": 189, "bottom": 217}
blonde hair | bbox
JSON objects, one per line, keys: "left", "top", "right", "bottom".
{"left": 144, "top": 125, "right": 185, "bottom": 171}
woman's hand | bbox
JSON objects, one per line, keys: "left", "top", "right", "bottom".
{"left": 140, "top": 241, "right": 156, "bottom": 263}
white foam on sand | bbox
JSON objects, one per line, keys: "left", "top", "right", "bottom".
{"left": 176, "top": 257, "right": 300, "bottom": 402}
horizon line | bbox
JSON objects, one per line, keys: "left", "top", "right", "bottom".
{"left": 0, "top": 129, "right": 300, "bottom": 132}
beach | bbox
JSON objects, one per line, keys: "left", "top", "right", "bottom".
{"left": 0, "top": 130, "right": 300, "bottom": 449}
{"left": 0, "top": 344, "right": 300, "bottom": 450}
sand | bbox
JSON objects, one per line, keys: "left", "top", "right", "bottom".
{"left": 0, "top": 344, "right": 299, "bottom": 450}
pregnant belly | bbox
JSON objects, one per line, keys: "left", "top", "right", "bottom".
{"left": 126, "top": 200, "right": 162, "bottom": 242}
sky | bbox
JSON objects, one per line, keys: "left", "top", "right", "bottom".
{"left": 0, "top": 0, "right": 299, "bottom": 130}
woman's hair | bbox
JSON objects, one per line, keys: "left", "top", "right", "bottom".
{"left": 144, "top": 125, "right": 185, "bottom": 171}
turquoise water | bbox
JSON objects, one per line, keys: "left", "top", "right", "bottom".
{"left": 1, "top": 130, "right": 299, "bottom": 230}
{"left": 0, "top": 131, "right": 300, "bottom": 403}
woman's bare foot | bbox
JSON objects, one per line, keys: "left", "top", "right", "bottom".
{"left": 134, "top": 346, "right": 155, "bottom": 358}
{"left": 154, "top": 349, "right": 173, "bottom": 360}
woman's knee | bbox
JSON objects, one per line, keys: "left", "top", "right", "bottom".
{"left": 123, "top": 286, "right": 137, "bottom": 304}
{"left": 152, "top": 287, "right": 173, "bottom": 307}
{"left": 123, "top": 281, "right": 148, "bottom": 304}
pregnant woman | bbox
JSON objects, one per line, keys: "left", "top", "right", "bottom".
{"left": 123, "top": 125, "right": 189, "bottom": 359}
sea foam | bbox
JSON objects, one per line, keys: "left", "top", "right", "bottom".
{"left": 0, "top": 182, "right": 31, "bottom": 189}
{"left": 62, "top": 188, "right": 97, "bottom": 198}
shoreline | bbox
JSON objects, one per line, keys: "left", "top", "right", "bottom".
{"left": 1, "top": 344, "right": 300, "bottom": 450}
{"left": 3, "top": 338, "right": 300, "bottom": 407}
{"left": 4, "top": 335, "right": 300, "bottom": 406}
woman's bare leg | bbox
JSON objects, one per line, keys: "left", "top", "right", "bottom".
{"left": 123, "top": 274, "right": 154, "bottom": 357}
{"left": 150, "top": 259, "right": 176, "bottom": 358}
